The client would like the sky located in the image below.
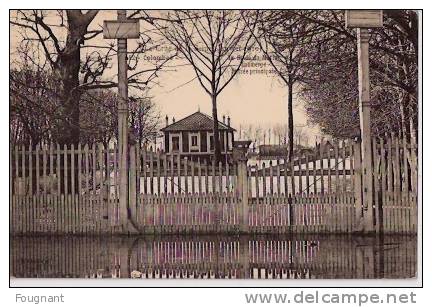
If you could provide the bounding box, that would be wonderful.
[10,10,321,144]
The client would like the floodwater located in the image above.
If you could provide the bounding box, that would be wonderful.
[10,234,417,279]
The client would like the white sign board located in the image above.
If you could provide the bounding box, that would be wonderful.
[103,20,140,39]
[345,10,383,28]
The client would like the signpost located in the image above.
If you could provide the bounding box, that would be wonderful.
[345,10,383,28]
[346,10,383,233]
[103,20,140,39]
[103,11,140,230]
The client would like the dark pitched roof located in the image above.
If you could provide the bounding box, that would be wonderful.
[161,111,235,132]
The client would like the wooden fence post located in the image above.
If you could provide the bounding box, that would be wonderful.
[353,139,364,232]
[239,236,250,278]
[237,159,249,233]
[129,145,137,223]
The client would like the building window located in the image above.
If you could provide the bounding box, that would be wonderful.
[172,136,180,151]
[189,133,200,152]
[169,133,182,153]
[209,135,214,151]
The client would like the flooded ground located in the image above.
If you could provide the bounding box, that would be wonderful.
[10,234,417,279]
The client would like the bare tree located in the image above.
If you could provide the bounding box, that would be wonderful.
[272,123,288,145]
[11,10,99,145]
[78,89,119,146]
[10,10,174,145]
[10,10,174,193]
[153,10,257,163]
[293,125,310,147]
[246,10,323,160]
[291,10,418,138]
[129,95,161,147]
[10,65,60,145]
[11,69,161,150]
[240,123,264,148]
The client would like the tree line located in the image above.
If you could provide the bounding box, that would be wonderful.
[10,10,418,162]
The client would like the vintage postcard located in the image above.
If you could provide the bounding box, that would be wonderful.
[9,9,420,285]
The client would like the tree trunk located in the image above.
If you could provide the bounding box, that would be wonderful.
[211,94,222,164]
[287,82,294,161]
[52,11,97,194]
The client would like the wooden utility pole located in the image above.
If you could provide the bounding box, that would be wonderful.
[104,11,140,229]
[117,10,129,227]
[357,28,374,233]
[346,10,383,233]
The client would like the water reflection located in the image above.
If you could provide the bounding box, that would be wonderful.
[10,235,417,279]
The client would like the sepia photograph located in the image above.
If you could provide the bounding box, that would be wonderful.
[9,9,420,285]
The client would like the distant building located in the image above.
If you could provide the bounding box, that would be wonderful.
[161,111,236,162]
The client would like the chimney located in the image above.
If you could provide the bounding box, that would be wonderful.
[165,115,169,126]
[222,115,226,124]
[227,116,231,127]
[172,117,175,123]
